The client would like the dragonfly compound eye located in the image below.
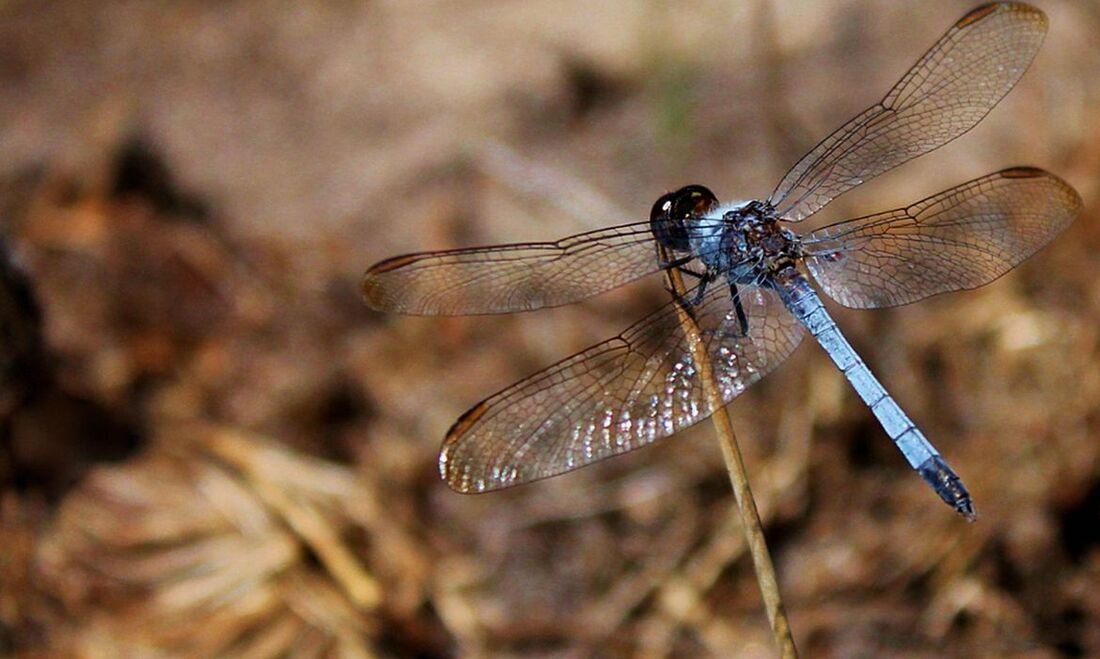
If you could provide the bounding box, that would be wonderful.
[649,184,719,251]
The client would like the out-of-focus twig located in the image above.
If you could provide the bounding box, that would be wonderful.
[34,427,383,657]
[207,428,383,610]
[661,252,797,659]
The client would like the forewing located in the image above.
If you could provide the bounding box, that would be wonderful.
[769,3,1047,222]
[362,222,663,315]
[439,282,805,492]
[803,168,1081,309]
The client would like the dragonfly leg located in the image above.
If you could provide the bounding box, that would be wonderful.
[729,282,750,336]
[658,254,695,270]
[697,282,751,342]
[673,264,712,285]
[687,270,716,306]
[665,269,714,317]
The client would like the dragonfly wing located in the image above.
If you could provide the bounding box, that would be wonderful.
[440,281,805,492]
[361,221,666,315]
[803,168,1081,309]
[769,3,1048,222]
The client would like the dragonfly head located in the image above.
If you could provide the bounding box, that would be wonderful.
[649,184,720,252]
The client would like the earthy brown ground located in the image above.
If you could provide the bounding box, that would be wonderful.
[1,1,1099,657]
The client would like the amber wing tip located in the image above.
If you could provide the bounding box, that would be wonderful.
[361,255,413,308]
[956,3,1046,30]
[444,401,490,444]
[999,166,1045,178]
[359,271,382,308]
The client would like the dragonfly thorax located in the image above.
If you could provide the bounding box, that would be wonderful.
[650,185,801,279]
[726,200,803,274]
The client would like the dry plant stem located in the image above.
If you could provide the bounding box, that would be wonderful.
[207,430,383,610]
[662,259,797,659]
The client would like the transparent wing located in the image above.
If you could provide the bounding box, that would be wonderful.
[361,218,731,315]
[439,281,805,492]
[769,3,1047,222]
[803,168,1081,309]
[361,222,658,315]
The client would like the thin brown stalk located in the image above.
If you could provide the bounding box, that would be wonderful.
[662,256,797,659]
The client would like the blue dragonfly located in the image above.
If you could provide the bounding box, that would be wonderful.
[362,3,1080,519]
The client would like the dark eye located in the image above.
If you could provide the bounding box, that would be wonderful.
[649,185,718,251]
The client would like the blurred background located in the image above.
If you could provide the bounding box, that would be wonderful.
[0,0,1098,656]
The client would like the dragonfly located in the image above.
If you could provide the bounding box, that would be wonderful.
[362,3,1081,520]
